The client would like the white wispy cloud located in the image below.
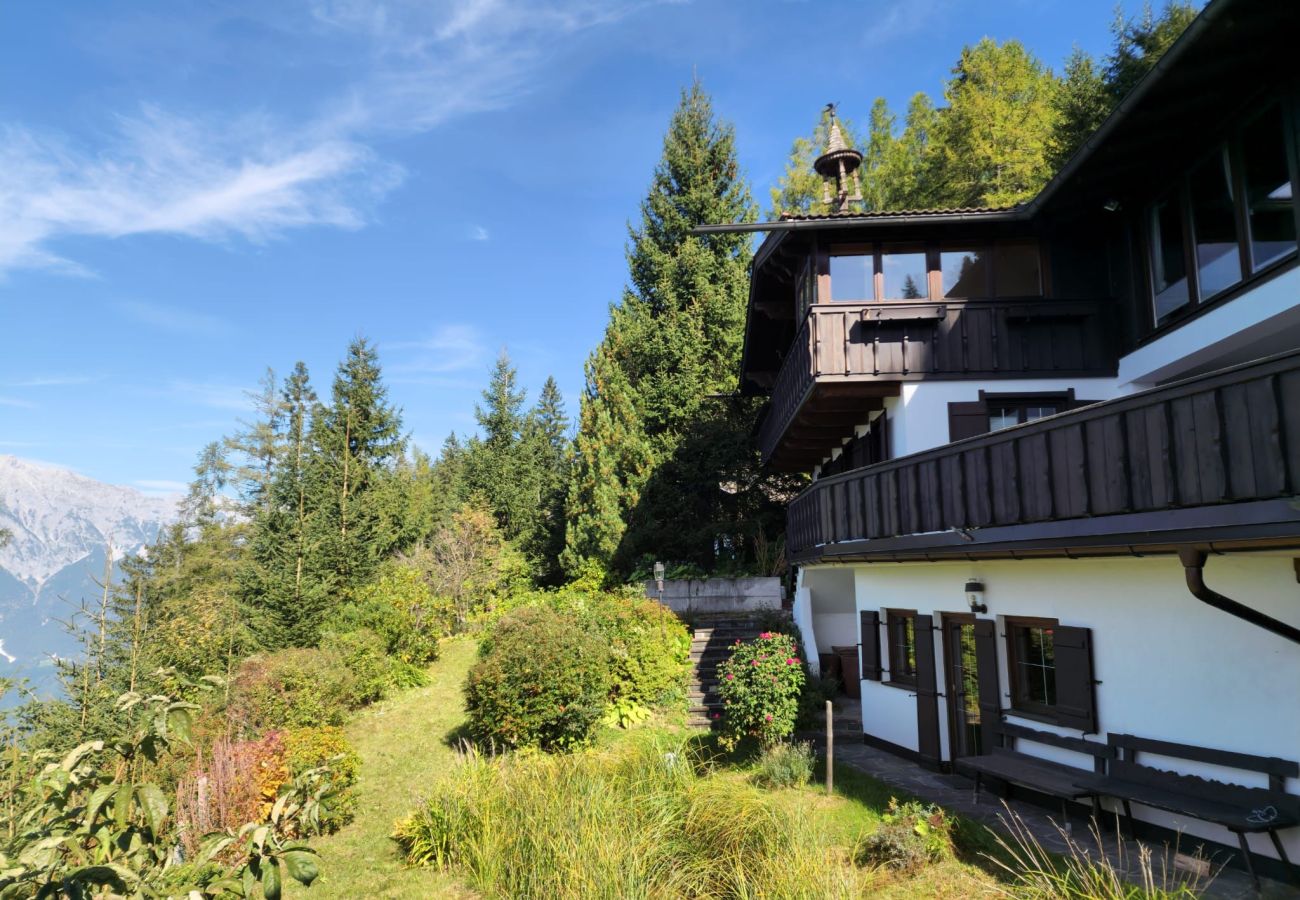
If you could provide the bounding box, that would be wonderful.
[2,374,100,387]
[162,380,255,412]
[116,299,231,336]
[469,224,490,241]
[862,0,952,46]
[0,1,666,276]
[0,396,35,409]
[387,323,488,378]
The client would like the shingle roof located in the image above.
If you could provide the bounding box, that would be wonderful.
[777,205,1018,222]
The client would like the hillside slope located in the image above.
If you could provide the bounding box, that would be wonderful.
[293,638,479,899]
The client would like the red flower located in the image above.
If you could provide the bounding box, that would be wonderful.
[786,657,798,665]
[734,639,741,645]
[725,673,735,681]
[765,714,773,722]
[751,660,759,666]
[759,632,774,639]
[712,712,721,719]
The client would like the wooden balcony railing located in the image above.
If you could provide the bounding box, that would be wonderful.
[787,349,1300,559]
[758,298,1114,465]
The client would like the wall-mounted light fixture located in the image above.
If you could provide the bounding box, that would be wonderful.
[965,580,987,614]
[1102,198,1122,212]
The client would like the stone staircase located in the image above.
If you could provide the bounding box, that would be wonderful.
[686,612,789,728]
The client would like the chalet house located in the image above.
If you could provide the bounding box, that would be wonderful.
[701,0,1300,885]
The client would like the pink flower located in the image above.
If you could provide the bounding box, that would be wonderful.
[759,632,773,639]
[734,639,741,645]
[786,657,798,665]
[712,712,721,719]
[726,673,735,681]
[765,714,773,722]
[751,660,759,666]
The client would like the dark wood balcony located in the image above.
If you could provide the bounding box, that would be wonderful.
[757,298,1115,470]
[787,349,1300,562]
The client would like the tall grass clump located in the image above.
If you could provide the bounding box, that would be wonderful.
[393,733,869,898]
[987,805,1210,899]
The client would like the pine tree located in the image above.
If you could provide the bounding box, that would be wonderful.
[523,376,571,582]
[1047,48,1110,171]
[1107,1,1198,101]
[180,441,231,526]
[299,338,405,638]
[225,368,286,516]
[564,80,782,577]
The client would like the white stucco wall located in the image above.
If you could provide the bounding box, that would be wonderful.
[1118,265,1300,388]
[801,553,1300,861]
[888,377,1125,458]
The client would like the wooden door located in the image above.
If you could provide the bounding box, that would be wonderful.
[913,614,942,765]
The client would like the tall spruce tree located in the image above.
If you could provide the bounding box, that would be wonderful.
[564,80,787,577]
[523,375,571,582]
[299,338,405,638]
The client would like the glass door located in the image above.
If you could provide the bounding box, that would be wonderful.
[943,616,983,759]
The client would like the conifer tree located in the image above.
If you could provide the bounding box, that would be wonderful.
[564,80,783,577]
[300,338,405,636]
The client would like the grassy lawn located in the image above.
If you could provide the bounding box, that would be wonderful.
[287,637,480,899]
[287,639,1005,898]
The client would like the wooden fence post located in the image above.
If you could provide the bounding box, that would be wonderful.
[826,699,834,796]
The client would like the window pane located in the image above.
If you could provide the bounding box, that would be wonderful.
[1013,625,1057,707]
[1151,197,1190,321]
[1190,149,1243,300]
[941,249,989,297]
[1243,107,1297,271]
[881,250,928,299]
[989,408,1020,431]
[1024,405,1057,422]
[830,254,872,301]
[994,243,1041,296]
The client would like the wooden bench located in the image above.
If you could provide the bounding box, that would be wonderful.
[957,721,1112,824]
[1072,733,1300,889]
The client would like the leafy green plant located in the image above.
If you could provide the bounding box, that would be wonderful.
[751,741,814,789]
[856,797,953,873]
[230,648,357,732]
[320,628,392,706]
[715,632,805,750]
[464,605,610,751]
[283,726,361,834]
[601,699,651,729]
[198,776,324,899]
[334,564,448,664]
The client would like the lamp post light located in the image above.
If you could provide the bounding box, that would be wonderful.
[654,561,665,604]
[965,580,987,615]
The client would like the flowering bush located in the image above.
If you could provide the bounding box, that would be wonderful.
[715,632,805,750]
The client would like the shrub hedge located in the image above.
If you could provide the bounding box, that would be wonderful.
[715,632,805,750]
[464,605,611,751]
[230,648,356,731]
[284,725,362,833]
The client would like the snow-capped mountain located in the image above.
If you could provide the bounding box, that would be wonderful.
[0,455,179,694]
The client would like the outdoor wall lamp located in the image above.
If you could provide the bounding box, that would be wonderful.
[965,580,987,614]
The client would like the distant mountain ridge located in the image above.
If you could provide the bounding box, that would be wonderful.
[0,455,178,694]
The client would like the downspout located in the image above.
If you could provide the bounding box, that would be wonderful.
[1177,548,1300,646]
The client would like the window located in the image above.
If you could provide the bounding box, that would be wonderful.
[1189,148,1243,300]
[1242,106,1297,271]
[987,401,1058,431]
[940,248,990,298]
[829,254,872,301]
[993,243,1041,297]
[886,609,918,685]
[795,257,815,320]
[881,248,928,299]
[1150,196,1191,322]
[1005,618,1057,718]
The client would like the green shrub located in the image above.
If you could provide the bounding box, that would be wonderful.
[856,797,953,873]
[331,565,447,664]
[393,734,869,897]
[715,631,805,750]
[321,628,393,705]
[464,605,611,751]
[230,648,357,732]
[284,726,361,833]
[752,740,815,788]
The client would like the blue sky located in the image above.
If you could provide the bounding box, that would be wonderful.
[0,0,1148,495]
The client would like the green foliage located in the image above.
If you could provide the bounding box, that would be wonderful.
[321,628,392,706]
[393,734,871,897]
[856,797,954,874]
[283,726,361,834]
[1048,47,1110,170]
[715,632,805,750]
[230,649,357,732]
[1106,1,1199,101]
[751,740,815,789]
[331,564,447,665]
[464,606,611,752]
[0,692,321,899]
[563,79,793,579]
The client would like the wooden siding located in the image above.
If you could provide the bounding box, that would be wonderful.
[787,350,1300,557]
[758,298,1114,466]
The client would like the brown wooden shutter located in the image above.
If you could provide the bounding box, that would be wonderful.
[948,401,988,441]
[859,611,881,681]
[973,619,1002,754]
[1053,625,1098,734]
[913,614,942,764]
